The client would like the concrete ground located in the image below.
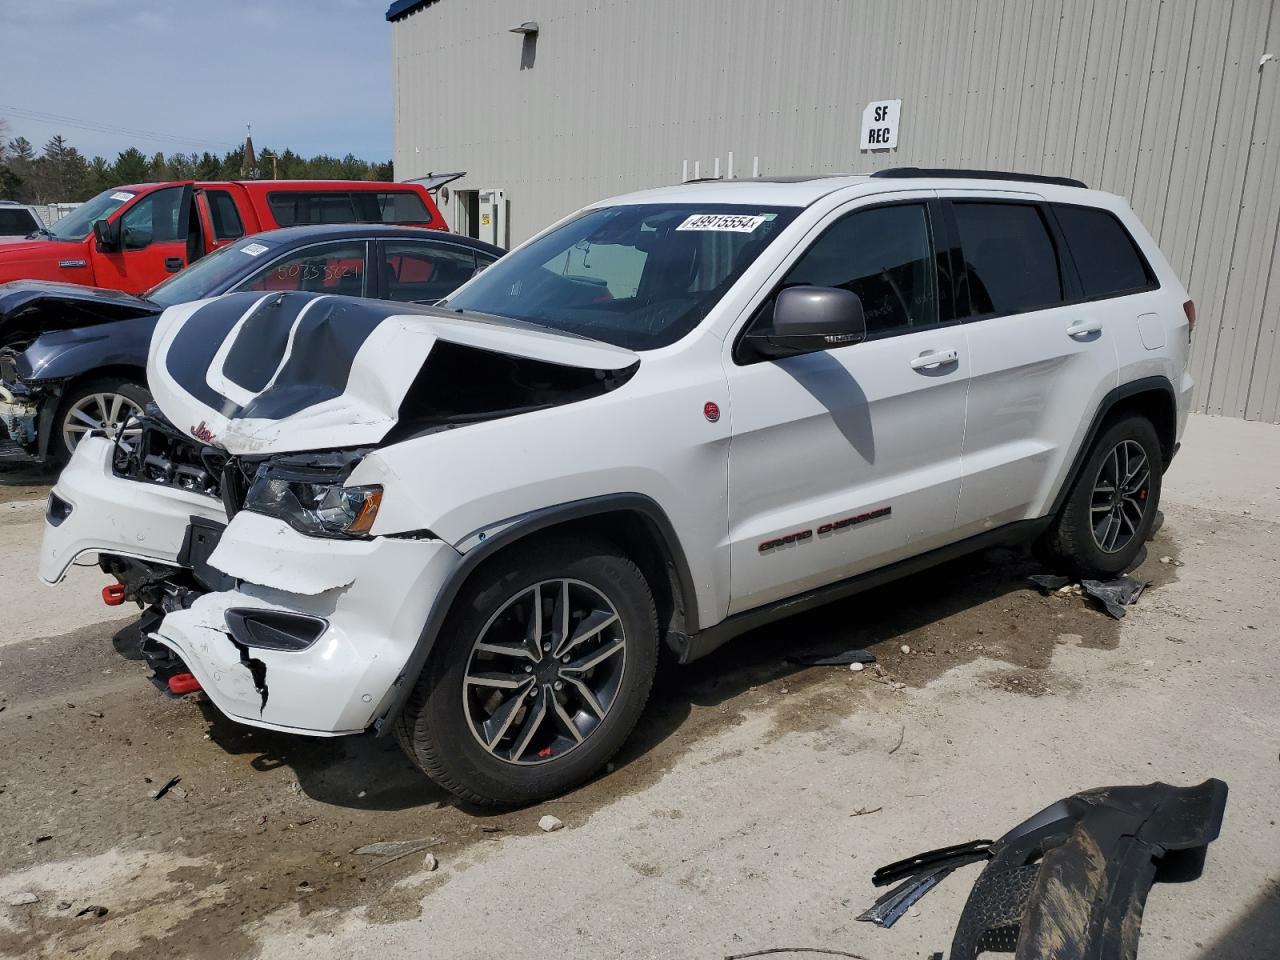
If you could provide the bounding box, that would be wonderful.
[0,414,1276,960]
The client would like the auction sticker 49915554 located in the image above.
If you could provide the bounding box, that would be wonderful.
[676,213,767,232]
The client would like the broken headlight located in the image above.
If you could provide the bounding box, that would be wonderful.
[244,463,382,539]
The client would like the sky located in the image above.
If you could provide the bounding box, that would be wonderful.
[1,0,393,162]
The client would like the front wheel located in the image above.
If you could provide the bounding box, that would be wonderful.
[395,537,659,807]
[54,378,149,464]
[1043,415,1163,578]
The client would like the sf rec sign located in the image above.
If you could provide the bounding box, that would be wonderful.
[860,99,901,151]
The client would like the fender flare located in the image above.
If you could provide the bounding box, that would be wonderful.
[373,492,698,734]
[1047,374,1178,518]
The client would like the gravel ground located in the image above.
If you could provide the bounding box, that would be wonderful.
[0,414,1276,960]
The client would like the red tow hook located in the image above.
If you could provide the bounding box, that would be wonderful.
[168,673,202,695]
[102,583,127,606]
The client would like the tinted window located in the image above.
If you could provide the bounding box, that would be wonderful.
[775,203,938,336]
[267,192,358,227]
[952,202,1063,316]
[0,208,39,236]
[445,204,798,350]
[207,190,244,240]
[368,191,431,224]
[121,187,184,249]
[237,241,367,296]
[381,241,489,302]
[1054,205,1154,298]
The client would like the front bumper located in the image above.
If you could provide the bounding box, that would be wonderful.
[40,436,227,583]
[40,437,462,736]
[152,512,460,735]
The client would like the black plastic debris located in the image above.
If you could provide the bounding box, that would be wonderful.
[1026,573,1072,594]
[1080,575,1147,619]
[150,775,181,800]
[860,779,1228,959]
[785,649,876,667]
[857,864,955,928]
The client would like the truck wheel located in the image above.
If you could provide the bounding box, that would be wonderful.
[54,378,150,464]
[396,537,658,807]
[1044,415,1163,578]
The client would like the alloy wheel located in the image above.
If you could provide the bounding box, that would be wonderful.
[62,391,144,455]
[462,578,627,765]
[1090,439,1151,554]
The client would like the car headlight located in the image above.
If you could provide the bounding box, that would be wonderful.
[244,464,383,539]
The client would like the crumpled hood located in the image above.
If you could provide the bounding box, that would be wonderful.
[147,291,640,455]
[0,280,158,343]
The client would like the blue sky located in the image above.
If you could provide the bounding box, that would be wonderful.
[1,0,392,161]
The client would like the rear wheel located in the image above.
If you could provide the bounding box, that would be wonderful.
[54,378,149,464]
[396,537,658,807]
[1043,415,1163,578]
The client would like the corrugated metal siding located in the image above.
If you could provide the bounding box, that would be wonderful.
[393,0,1280,420]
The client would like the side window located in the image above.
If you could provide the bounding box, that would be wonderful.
[772,203,938,337]
[1053,204,1155,298]
[267,192,358,227]
[121,187,184,250]
[381,241,479,302]
[236,242,367,296]
[951,202,1064,316]
[207,190,244,240]
[354,191,431,224]
[0,208,39,236]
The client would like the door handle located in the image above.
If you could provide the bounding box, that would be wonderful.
[909,349,959,371]
[1067,318,1103,338]
[164,257,184,273]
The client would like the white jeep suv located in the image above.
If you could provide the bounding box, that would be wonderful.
[40,169,1194,805]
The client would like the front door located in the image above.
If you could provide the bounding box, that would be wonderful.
[91,184,194,293]
[723,196,970,615]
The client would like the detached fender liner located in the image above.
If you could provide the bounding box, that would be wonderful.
[945,779,1228,959]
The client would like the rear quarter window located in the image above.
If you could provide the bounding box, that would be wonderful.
[1053,204,1157,298]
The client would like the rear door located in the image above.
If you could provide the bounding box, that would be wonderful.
[723,194,971,614]
[945,192,1119,535]
[91,184,194,292]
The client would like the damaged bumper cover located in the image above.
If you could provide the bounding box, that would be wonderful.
[42,437,462,735]
[152,512,459,735]
[40,436,227,583]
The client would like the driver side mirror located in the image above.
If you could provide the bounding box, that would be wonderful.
[747,285,866,359]
[93,218,120,252]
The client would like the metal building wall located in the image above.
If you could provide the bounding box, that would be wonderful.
[392,0,1280,420]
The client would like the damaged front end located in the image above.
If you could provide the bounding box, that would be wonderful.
[0,349,51,457]
[41,290,639,736]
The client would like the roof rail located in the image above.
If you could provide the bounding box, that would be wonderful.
[871,167,1088,189]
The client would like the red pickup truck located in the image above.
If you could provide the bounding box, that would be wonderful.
[0,180,448,293]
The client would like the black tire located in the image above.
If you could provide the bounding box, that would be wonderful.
[1043,415,1163,578]
[395,537,659,807]
[52,377,150,464]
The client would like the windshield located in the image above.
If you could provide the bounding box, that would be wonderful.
[145,238,279,306]
[48,188,138,241]
[444,203,799,350]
